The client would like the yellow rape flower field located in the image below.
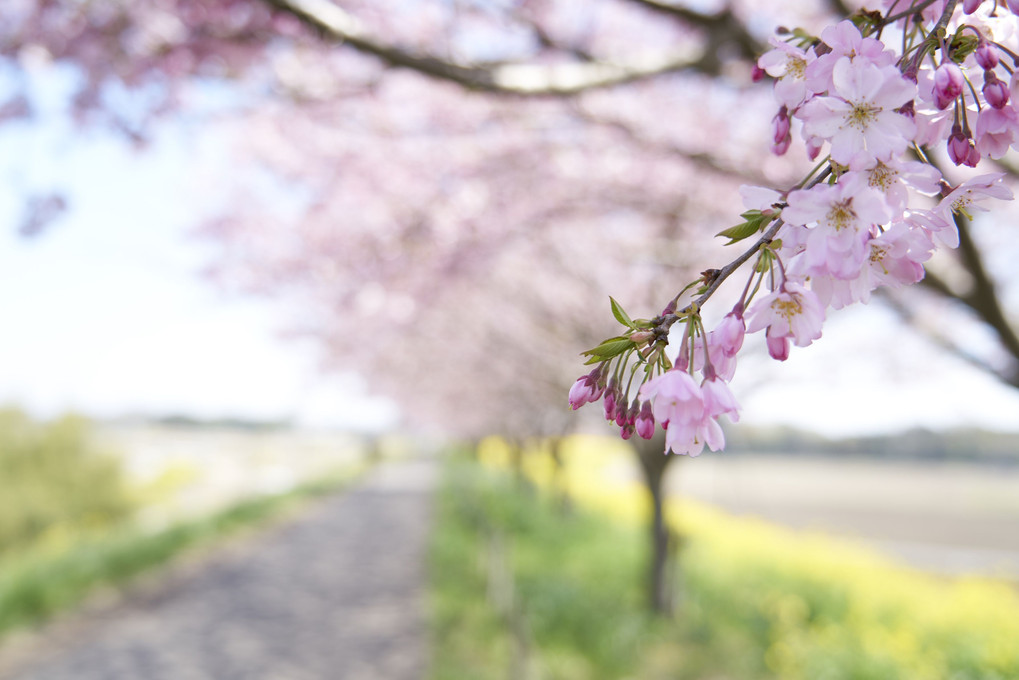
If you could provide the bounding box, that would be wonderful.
[458,434,1019,680]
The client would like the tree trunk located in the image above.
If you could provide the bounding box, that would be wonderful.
[548,436,572,514]
[632,431,678,616]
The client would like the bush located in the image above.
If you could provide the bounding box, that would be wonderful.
[0,408,135,555]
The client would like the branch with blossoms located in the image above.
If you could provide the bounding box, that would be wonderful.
[571,0,1019,456]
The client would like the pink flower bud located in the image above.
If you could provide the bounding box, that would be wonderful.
[964,0,986,13]
[620,423,635,440]
[983,71,1010,109]
[603,382,618,421]
[772,107,790,143]
[568,368,604,410]
[934,62,964,110]
[771,135,792,156]
[635,401,655,440]
[771,106,791,156]
[947,124,975,167]
[966,143,982,168]
[629,330,654,344]
[975,43,1000,69]
[751,64,766,82]
[767,335,790,361]
[805,136,823,161]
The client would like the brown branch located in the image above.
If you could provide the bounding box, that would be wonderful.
[880,289,1018,388]
[826,0,854,17]
[952,213,1019,364]
[567,102,770,185]
[912,219,1019,389]
[263,0,724,96]
[618,0,761,61]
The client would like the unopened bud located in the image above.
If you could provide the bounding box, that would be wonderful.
[767,335,790,361]
[805,136,824,161]
[983,70,1010,109]
[975,43,1000,69]
[635,401,655,440]
[965,143,981,168]
[934,62,964,110]
[629,330,654,344]
[947,124,973,167]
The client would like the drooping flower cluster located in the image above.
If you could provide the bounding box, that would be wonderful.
[572,2,1017,456]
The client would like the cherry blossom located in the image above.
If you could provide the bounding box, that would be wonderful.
[798,58,916,164]
[805,20,896,95]
[758,38,814,108]
[935,173,1014,222]
[565,1,1019,456]
[746,282,825,348]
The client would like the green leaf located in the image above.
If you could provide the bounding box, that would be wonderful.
[950,33,979,63]
[717,212,772,245]
[581,336,634,361]
[609,297,633,329]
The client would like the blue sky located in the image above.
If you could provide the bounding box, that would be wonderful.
[0,64,397,430]
[2,61,1018,437]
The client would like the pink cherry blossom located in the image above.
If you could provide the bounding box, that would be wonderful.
[758,38,815,108]
[738,185,782,212]
[713,313,745,357]
[805,20,897,95]
[906,209,958,249]
[782,178,891,279]
[863,223,932,290]
[975,106,1018,158]
[746,281,825,348]
[639,369,714,455]
[935,173,1014,223]
[846,152,941,213]
[639,369,703,427]
[798,58,916,164]
[702,377,740,424]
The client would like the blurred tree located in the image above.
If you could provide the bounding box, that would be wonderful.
[4,0,1019,613]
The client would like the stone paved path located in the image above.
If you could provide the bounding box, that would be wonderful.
[0,458,438,680]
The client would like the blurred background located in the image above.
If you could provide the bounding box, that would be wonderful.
[1,0,1019,678]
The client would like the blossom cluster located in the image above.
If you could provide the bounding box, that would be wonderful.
[572,1,1017,456]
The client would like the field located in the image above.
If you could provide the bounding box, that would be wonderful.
[667,452,1019,576]
[0,413,372,638]
[432,440,1019,679]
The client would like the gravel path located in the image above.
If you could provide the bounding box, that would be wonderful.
[0,458,438,680]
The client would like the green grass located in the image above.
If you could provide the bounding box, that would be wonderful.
[430,450,1019,680]
[430,459,675,680]
[0,409,135,557]
[0,467,362,638]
